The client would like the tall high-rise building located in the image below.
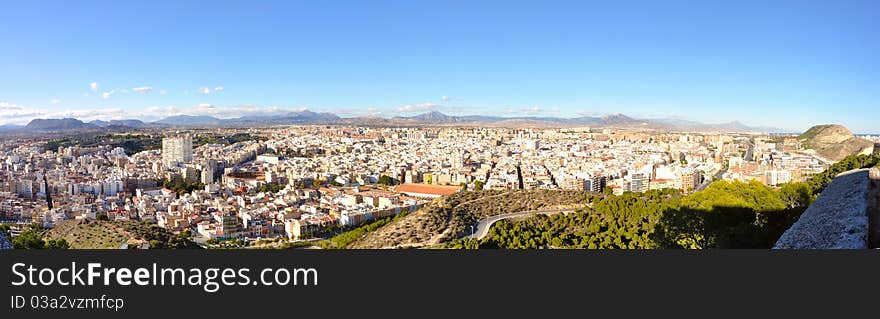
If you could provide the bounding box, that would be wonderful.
[450,151,464,170]
[590,175,607,192]
[680,170,701,193]
[201,160,217,184]
[630,173,648,193]
[162,135,193,166]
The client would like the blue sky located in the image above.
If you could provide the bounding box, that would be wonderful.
[0,1,877,132]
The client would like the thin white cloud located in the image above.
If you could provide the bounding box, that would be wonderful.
[441,96,450,102]
[90,82,99,92]
[213,86,224,92]
[396,102,442,113]
[132,86,152,94]
[144,105,183,119]
[159,89,167,95]
[188,104,307,118]
[197,103,216,111]
[520,106,541,114]
[0,103,46,124]
[0,102,322,125]
[50,99,62,104]
[0,102,131,125]
[0,102,25,111]
[352,106,390,117]
[505,106,542,115]
[51,108,127,121]
[199,87,212,94]
[575,111,603,117]
[101,90,115,99]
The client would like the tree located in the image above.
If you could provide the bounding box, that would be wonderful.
[805,154,880,195]
[44,238,69,249]
[160,176,204,196]
[0,224,10,238]
[778,182,814,208]
[12,229,45,249]
[474,180,484,191]
[259,183,285,193]
[97,213,109,221]
[149,239,164,249]
[378,175,395,186]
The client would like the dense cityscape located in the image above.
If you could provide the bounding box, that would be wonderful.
[2,3,878,318]
[2,122,877,249]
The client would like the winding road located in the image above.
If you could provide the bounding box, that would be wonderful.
[466,208,575,240]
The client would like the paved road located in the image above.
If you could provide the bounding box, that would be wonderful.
[695,140,749,192]
[466,209,575,240]
[696,165,727,191]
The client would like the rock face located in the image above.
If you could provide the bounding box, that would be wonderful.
[799,124,874,162]
[774,169,871,249]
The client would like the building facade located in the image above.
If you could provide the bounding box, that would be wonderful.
[162,135,193,166]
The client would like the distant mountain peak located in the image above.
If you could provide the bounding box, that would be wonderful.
[4,110,782,133]
[599,113,637,124]
[25,118,96,131]
[798,124,873,161]
[401,111,455,122]
[154,115,222,126]
[89,119,147,128]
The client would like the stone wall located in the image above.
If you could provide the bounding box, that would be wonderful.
[774,169,874,249]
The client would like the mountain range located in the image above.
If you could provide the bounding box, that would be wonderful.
[6,110,782,133]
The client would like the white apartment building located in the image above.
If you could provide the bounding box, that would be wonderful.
[162,135,193,166]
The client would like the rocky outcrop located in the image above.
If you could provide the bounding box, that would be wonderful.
[799,124,874,162]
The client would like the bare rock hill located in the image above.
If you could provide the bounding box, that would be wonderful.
[799,124,874,162]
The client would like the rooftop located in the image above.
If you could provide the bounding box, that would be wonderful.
[394,183,462,196]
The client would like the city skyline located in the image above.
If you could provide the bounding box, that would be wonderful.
[1,1,878,132]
